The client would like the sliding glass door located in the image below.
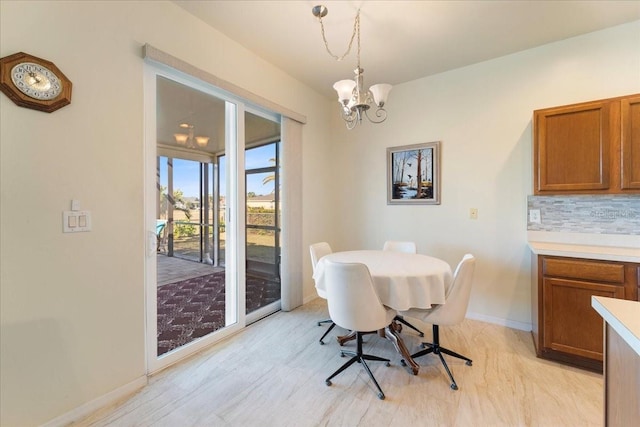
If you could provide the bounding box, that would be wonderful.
[217,113,282,323]
[152,75,237,368]
[145,65,283,372]
[245,138,281,320]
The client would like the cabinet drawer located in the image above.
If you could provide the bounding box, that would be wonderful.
[543,257,625,284]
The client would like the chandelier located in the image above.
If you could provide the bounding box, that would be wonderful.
[173,122,209,149]
[312,5,392,130]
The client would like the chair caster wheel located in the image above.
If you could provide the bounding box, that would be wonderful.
[450,384,458,390]
[319,341,325,345]
[466,360,472,366]
[340,352,346,357]
[419,332,424,337]
[378,392,385,400]
[317,322,322,326]
[400,359,406,366]
[326,380,332,386]
[385,362,390,367]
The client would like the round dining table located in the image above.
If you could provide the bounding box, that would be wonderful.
[313,250,452,311]
[313,250,453,374]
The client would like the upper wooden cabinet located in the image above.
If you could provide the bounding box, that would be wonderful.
[534,94,640,195]
[621,95,640,190]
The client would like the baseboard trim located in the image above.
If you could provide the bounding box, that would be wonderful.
[303,294,319,305]
[467,311,532,331]
[41,376,147,427]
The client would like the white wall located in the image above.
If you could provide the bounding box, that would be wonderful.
[1,0,638,424]
[329,21,640,328]
[0,1,332,426]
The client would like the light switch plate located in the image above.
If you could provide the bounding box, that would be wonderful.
[63,211,92,232]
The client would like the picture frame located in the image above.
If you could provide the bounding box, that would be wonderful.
[387,141,441,205]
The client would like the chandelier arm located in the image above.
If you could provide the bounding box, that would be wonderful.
[339,106,357,124]
[364,107,388,124]
[317,9,360,61]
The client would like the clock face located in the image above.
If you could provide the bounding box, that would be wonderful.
[10,62,63,100]
[0,52,72,112]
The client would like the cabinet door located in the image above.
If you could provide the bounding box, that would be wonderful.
[534,101,612,193]
[621,95,640,189]
[542,277,624,360]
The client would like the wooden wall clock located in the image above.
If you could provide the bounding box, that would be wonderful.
[0,52,72,113]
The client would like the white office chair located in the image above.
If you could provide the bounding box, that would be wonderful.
[401,254,476,390]
[382,240,417,254]
[310,242,336,344]
[382,240,424,337]
[323,260,397,400]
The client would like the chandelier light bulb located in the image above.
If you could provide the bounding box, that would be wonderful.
[370,83,392,107]
[333,79,356,104]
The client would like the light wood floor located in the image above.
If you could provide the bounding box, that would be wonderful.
[75,298,602,426]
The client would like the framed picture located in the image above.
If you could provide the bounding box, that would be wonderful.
[387,141,441,205]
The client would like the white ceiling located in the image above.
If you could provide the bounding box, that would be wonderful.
[157,77,281,153]
[174,0,640,98]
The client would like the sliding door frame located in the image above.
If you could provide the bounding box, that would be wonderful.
[243,111,283,323]
[144,62,247,374]
[143,45,305,373]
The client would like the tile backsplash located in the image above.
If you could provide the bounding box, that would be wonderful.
[527,195,640,235]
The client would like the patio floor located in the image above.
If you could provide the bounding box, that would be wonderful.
[157,254,223,286]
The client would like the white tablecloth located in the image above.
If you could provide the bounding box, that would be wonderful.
[313,250,452,311]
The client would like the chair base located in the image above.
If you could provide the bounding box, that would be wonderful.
[317,318,333,326]
[325,331,390,400]
[394,315,424,337]
[410,324,472,390]
[317,319,336,345]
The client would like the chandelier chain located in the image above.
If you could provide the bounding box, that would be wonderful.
[356,10,361,67]
[317,9,360,62]
[312,5,391,129]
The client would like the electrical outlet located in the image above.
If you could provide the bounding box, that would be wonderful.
[469,208,478,220]
[529,209,541,224]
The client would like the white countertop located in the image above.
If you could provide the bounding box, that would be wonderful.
[528,231,640,262]
[592,296,640,357]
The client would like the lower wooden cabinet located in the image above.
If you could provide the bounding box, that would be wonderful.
[531,255,639,372]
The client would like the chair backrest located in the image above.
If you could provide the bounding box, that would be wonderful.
[383,240,417,254]
[156,219,167,237]
[309,242,333,273]
[427,254,476,326]
[323,260,392,332]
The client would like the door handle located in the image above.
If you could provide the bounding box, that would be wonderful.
[147,230,157,257]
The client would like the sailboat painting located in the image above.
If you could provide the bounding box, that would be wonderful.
[387,141,441,205]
